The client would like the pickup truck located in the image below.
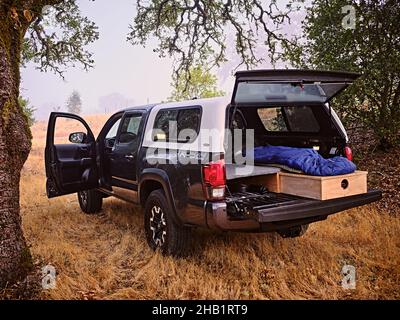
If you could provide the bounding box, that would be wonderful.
[45,69,382,256]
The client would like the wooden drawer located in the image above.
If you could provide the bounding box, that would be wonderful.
[278,171,368,200]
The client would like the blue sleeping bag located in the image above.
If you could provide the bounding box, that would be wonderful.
[252,145,356,176]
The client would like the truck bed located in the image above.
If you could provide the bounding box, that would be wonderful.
[226,191,303,211]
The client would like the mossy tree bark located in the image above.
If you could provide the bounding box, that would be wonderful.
[0,0,94,286]
[0,2,37,287]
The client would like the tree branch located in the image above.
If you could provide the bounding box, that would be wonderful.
[128,0,299,85]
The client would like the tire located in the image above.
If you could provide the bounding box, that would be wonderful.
[144,189,190,256]
[278,224,309,238]
[77,189,103,214]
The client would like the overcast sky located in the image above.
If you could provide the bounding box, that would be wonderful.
[21,0,303,120]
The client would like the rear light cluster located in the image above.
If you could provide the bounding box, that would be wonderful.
[344,146,353,161]
[202,159,226,200]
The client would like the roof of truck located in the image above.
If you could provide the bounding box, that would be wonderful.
[121,103,158,112]
[121,96,230,113]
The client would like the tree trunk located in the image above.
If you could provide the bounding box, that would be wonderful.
[0,6,33,287]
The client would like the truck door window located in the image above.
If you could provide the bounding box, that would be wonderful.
[54,117,89,144]
[119,114,143,144]
[106,119,121,139]
[104,118,121,149]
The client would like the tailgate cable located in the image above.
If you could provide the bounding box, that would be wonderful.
[226,185,241,214]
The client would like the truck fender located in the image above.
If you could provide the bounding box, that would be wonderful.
[138,168,183,226]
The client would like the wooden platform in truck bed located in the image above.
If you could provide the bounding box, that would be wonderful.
[278,171,368,200]
[228,168,368,201]
[226,164,281,180]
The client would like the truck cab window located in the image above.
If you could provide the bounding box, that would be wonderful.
[119,114,143,144]
[152,107,201,142]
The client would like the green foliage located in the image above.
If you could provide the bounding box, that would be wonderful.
[168,66,225,102]
[129,0,302,84]
[66,90,82,114]
[285,0,400,148]
[22,0,99,78]
[18,97,36,127]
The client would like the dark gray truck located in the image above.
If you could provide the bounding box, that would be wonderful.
[45,69,381,255]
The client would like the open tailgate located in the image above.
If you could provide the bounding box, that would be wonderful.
[256,190,382,223]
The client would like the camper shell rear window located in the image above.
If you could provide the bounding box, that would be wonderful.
[234,82,348,104]
[257,106,320,133]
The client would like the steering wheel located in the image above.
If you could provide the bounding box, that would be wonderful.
[119,132,137,143]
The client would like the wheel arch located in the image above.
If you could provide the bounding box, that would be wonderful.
[139,169,182,225]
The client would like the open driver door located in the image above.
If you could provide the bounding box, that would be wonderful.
[44,112,98,198]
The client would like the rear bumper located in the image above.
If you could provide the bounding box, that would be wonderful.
[206,190,382,232]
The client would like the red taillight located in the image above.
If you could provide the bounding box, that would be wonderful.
[202,159,226,200]
[344,146,353,161]
[203,160,226,186]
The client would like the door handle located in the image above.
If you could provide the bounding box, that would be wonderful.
[125,154,135,160]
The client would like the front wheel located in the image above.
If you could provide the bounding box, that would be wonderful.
[144,190,190,256]
[77,189,103,214]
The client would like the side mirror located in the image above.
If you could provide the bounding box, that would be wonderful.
[69,132,87,144]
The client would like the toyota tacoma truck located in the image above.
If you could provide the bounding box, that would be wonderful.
[45,69,382,256]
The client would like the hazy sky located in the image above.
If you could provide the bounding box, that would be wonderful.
[21,0,302,120]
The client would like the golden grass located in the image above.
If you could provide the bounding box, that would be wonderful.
[20,115,400,300]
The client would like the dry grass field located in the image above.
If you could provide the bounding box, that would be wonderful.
[18,114,400,299]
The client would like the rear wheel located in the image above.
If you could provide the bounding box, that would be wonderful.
[144,190,190,256]
[77,189,103,214]
[278,224,309,238]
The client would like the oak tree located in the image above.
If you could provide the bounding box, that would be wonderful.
[0,0,98,286]
[168,65,224,101]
